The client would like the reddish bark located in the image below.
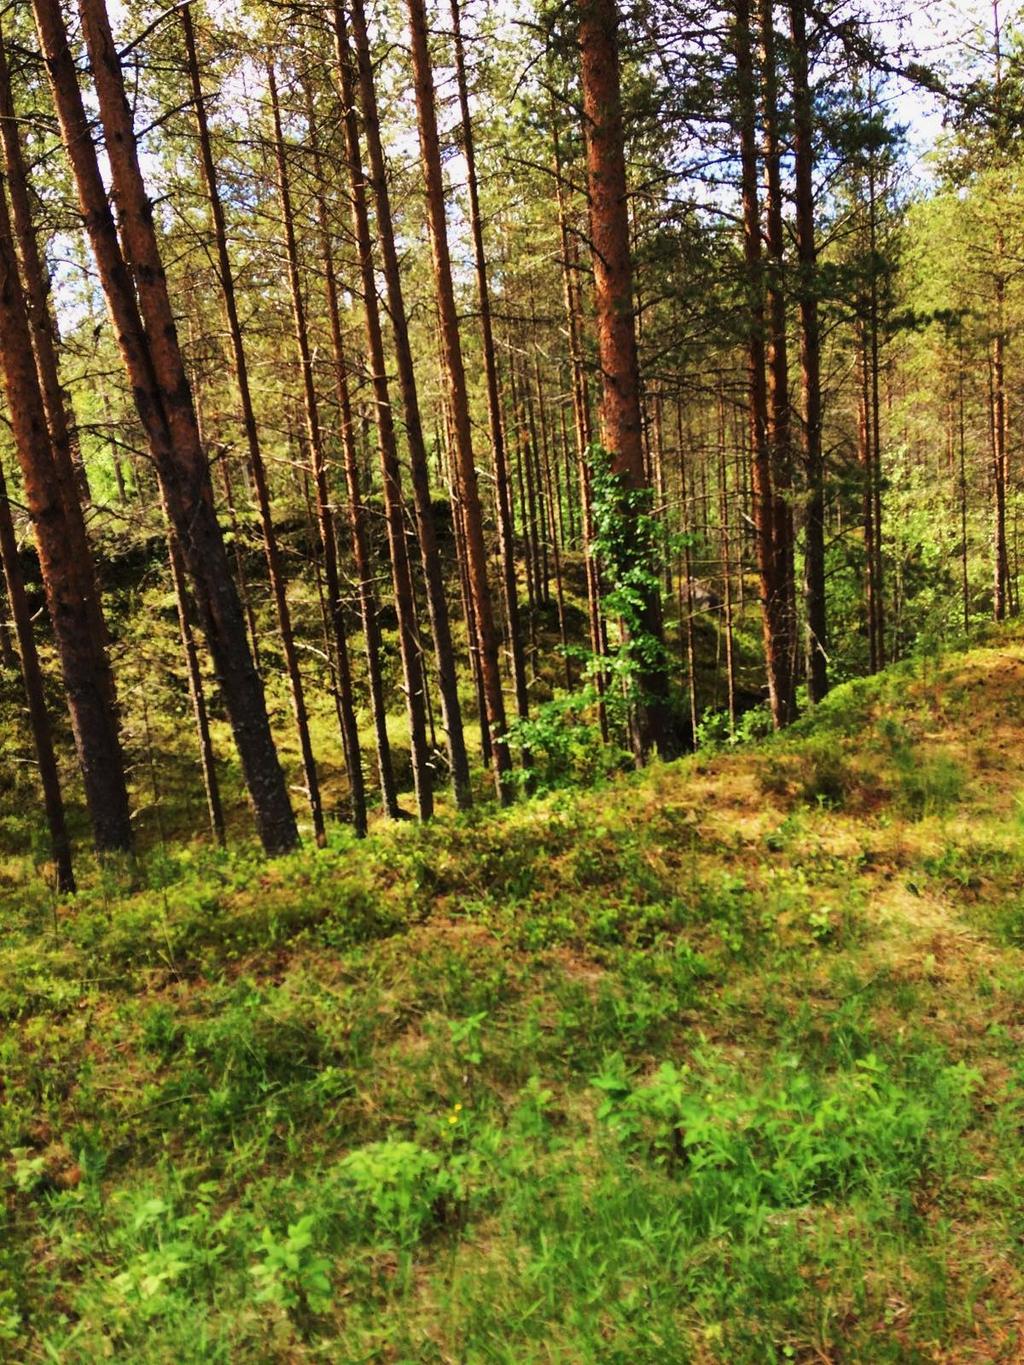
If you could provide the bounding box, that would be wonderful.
[268,64,360,841]
[789,0,828,701]
[758,0,797,723]
[732,0,789,730]
[182,6,324,840]
[578,0,670,757]
[340,0,472,807]
[330,12,435,819]
[0,154,132,854]
[0,453,74,889]
[449,0,529,725]
[301,68,398,821]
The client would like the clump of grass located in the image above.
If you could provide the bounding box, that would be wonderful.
[875,718,966,819]
[591,1048,978,1206]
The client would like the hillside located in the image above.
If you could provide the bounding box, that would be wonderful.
[4,634,1024,1362]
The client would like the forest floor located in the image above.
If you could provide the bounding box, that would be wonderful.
[4,633,1024,1361]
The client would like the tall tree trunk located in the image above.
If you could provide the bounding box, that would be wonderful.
[522,350,549,607]
[268,64,361,841]
[300,79,398,821]
[716,382,737,734]
[789,0,828,702]
[0,599,16,670]
[37,0,297,853]
[181,5,325,840]
[3,29,91,523]
[404,0,511,797]
[443,395,494,767]
[164,511,226,846]
[533,344,572,685]
[759,0,797,723]
[649,386,672,600]
[866,146,886,661]
[449,0,529,724]
[0,25,89,508]
[558,404,576,548]
[553,137,606,728]
[215,450,261,675]
[0,453,74,890]
[733,0,787,729]
[507,356,538,633]
[338,0,472,809]
[958,328,970,636]
[0,161,132,855]
[858,324,880,671]
[992,269,1009,621]
[332,9,437,819]
[679,412,700,744]
[578,0,670,757]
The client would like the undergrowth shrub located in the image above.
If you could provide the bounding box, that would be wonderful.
[591,1050,979,1228]
[251,1214,332,1321]
[792,676,875,739]
[695,702,773,749]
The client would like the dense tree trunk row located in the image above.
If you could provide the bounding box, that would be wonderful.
[1,0,1012,878]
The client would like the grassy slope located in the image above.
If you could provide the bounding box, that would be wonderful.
[3,636,1024,1362]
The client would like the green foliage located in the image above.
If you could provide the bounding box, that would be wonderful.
[588,445,673,722]
[592,1051,978,1212]
[797,738,853,808]
[336,1140,462,1246]
[251,1215,332,1318]
[503,445,685,788]
[503,690,630,792]
[697,701,774,749]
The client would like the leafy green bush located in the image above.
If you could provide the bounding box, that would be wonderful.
[335,1140,462,1246]
[696,701,774,750]
[503,692,631,792]
[251,1214,332,1319]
